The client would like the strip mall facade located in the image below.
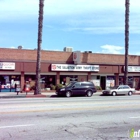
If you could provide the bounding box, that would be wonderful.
[0,48,140,92]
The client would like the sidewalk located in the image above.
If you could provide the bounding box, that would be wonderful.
[0,91,102,98]
[0,91,140,98]
[0,91,55,98]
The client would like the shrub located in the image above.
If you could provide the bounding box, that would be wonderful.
[95,86,102,90]
[56,84,64,90]
[50,84,56,90]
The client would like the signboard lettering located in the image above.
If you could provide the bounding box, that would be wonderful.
[124,66,140,72]
[51,64,99,72]
[0,62,15,70]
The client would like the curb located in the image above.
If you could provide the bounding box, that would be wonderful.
[0,91,139,99]
[26,94,47,98]
[0,95,26,98]
[133,93,140,95]
[0,94,51,99]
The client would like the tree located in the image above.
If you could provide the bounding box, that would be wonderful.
[124,0,130,85]
[34,0,45,95]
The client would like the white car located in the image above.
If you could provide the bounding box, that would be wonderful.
[102,85,135,96]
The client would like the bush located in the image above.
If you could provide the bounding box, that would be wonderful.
[50,84,56,90]
[56,84,64,90]
[95,86,102,90]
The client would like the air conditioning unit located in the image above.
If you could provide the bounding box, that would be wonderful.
[84,51,92,53]
[18,46,22,49]
[64,47,73,52]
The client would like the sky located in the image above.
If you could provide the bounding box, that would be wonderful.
[0,0,140,55]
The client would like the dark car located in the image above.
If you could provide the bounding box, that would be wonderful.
[56,81,97,97]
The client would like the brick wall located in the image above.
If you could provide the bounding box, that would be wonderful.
[81,53,140,65]
[0,48,140,65]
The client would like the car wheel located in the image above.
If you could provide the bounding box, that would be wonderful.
[66,91,71,97]
[128,91,132,96]
[112,91,117,96]
[87,90,93,97]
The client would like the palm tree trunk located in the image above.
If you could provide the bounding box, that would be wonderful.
[34,0,45,95]
[124,0,130,85]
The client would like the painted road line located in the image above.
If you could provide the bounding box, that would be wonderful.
[0,104,140,114]
[0,100,140,110]
[0,124,35,129]
[129,116,140,119]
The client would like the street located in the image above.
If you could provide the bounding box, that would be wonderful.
[0,95,140,140]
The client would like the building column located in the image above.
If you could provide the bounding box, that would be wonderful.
[115,73,119,86]
[87,72,91,81]
[56,72,60,85]
[21,71,25,91]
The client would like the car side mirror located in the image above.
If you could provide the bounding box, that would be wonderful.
[72,86,75,88]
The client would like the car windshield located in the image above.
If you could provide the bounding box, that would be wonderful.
[66,82,76,87]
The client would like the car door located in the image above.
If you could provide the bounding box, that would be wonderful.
[117,86,124,94]
[71,82,82,96]
[123,85,130,94]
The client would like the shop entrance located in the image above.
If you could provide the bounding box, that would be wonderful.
[100,76,106,90]
[133,77,140,90]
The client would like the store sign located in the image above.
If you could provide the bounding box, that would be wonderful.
[51,64,99,72]
[124,66,140,72]
[0,62,15,70]
[73,51,81,64]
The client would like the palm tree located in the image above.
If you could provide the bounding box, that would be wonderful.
[34,0,45,95]
[124,0,130,85]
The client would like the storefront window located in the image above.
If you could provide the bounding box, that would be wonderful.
[25,75,36,82]
[0,75,20,92]
[24,75,55,90]
[0,76,10,89]
[128,77,133,87]
[106,76,115,89]
[119,76,133,87]
[60,75,78,85]
[41,75,55,88]
[11,75,20,88]
[91,75,100,86]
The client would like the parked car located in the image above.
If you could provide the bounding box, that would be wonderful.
[56,81,97,97]
[102,85,135,96]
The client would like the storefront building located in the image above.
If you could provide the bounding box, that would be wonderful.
[0,48,140,92]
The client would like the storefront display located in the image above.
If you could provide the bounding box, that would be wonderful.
[24,75,56,90]
[106,76,115,89]
[0,75,20,92]
[60,75,78,85]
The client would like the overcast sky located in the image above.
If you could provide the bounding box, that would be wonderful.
[0,0,140,55]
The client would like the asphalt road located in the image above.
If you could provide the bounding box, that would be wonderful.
[0,95,140,140]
